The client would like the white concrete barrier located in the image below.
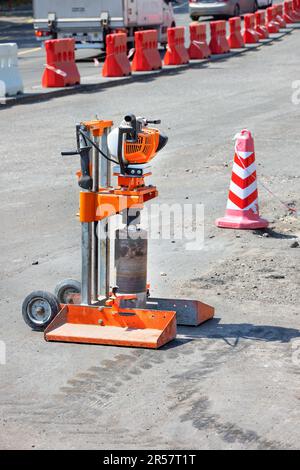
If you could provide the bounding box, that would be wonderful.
[0,43,23,97]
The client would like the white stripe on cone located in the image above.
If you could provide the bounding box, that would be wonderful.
[229,180,257,199]
[235,150,253,159]
[232,161,256,179]
[226,198,259,212]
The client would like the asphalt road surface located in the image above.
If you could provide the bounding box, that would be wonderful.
[0,4,300,451]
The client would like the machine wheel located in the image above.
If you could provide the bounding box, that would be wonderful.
[253,0,258,12]
[54,279,81,304]
[22,291,60,331]
[262,0,272,8]
[190,15,199,21]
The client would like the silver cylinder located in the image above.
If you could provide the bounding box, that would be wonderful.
[115,228,148,300]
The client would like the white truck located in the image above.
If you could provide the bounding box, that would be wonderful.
[33,0,176,49]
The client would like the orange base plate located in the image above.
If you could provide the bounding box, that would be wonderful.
[44,304,176,349]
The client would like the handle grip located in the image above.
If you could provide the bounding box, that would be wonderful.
[146,119,161,125]
[61,147,93,190]
[61,150,79,156]
[78,146,93,190]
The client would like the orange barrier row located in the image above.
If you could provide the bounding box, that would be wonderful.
[132,30,162,72]
[209,20,230,55]
[41,5,296,84]
[188,22,211,59]
[243,14,259,44]
[42,38,80,88]
[228,17,244,49]
[255,11,269,39]
[164,26,189,66]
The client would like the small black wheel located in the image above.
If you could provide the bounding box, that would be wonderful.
[54,279,81,304]
[191,16,199,22]
[22,291,60,331]
[253,0,258,12]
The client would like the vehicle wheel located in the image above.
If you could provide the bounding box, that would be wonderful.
[191,15,199,21]
[253,0,258,12]
[260,0,271,8]
[233,4,240,17]
[22,291,60,331]
[54,279,81,304]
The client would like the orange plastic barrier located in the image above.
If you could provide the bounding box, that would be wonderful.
[275,4,287,27]
[188,22,211,59]
[42,38,80,88]
[243,14,259,44]
[283,0,298,22]
[227,16,244,49]
[266,6,281,33]
[102,33,131,77]
[132,30,162,72]
[255,11,269,39]
[209,20,230,54]
[292,0,300,18]
[164,26,189,65]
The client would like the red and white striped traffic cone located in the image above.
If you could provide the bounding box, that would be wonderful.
[216,129,269,229]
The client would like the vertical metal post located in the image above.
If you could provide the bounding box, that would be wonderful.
[92,134,100,302]
[80,128,92,306]
[81,222,92,305]
[99,127,111,299]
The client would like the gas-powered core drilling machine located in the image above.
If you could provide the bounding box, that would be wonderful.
[22,115,214,349]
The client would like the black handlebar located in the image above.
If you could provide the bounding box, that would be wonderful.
[61,126,93,190]
[61,150,79,156]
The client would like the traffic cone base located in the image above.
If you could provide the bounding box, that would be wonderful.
[216,208,269,229]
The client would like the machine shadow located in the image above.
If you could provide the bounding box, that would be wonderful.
[163,317,300,349]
